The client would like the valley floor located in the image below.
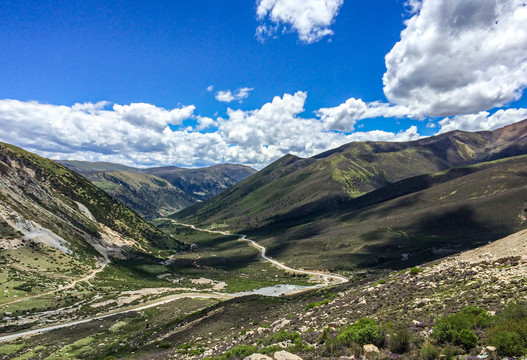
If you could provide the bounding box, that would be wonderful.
[1,228,527,359]
[0,221,347,357]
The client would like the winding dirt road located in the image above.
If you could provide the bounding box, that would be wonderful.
[0,293,232,343]
[0,259,109,307]
[0,222,347,343]
[174,222,349,284]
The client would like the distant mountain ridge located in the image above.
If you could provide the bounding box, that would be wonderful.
[59,160,256,218]
[175,120,527,270]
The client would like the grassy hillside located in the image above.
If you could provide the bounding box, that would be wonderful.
[0,143,185,252]
[143,163,257,201]
[6,229,527,360]
[87,171,195,218]
[176,121,527,270]
[58,160,139,173]
[60,161,256,218]
[0,142,187,316]
[249,155,527,270]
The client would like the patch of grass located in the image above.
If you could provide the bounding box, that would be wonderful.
[420,343,440,360]
[409,267,422,275]
[305,299,331,310]
[0,343,26,356]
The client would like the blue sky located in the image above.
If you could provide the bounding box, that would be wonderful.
[0,0,526,168]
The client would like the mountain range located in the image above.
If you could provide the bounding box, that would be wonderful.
[175,119,527,270]
[59,160,256,219]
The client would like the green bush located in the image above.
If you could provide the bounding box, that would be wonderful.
[420,343,440,360]
[489,331,525,357]
[220,345,257,359]
[267,331,301,345]
[433,306,489,349]
[455,329,478,351]
[441,344,463,360]
[259,345,283,355]
[389,325,412,353]
[337,318,385,347]
[409,267,422,275]
[322,335,343,356]
[487,303,527,357]
[498,302,527,321]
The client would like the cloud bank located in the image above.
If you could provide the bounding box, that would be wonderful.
[256,0,344,43]
[0,94,421,169]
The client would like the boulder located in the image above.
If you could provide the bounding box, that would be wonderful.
[363,344,380,359]
[273,350,303,360]
[244,354,273,360]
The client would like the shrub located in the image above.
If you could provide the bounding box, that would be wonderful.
[409,267,422,275]
[433,306,489,349]
[389,325,412,354]
[322,335,343,356]
[337,318,385,347]
[420,343,440,360]
[487,303,527,357]
[220,344,257,359]
[441,344,463,360]
[259,345,283,356]
[267,331,301,345]
[455,329,478,351]
[489,331,525,357]
[499,302,527,321]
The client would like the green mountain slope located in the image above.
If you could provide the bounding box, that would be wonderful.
[60,161,256,218]
[0,141,186,275]
[0,142,186,255]
[78,171,194,218]
[175,120,527,270]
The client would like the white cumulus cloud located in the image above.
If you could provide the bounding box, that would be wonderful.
[215,87,254,103]
[438,108,527,134]
[0,94,423,169]
[317,98,418,132]
[256,0,344,43]
[384,0,527,117]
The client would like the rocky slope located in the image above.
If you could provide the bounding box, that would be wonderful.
[60,161,256,218]
[124,228,527,359]
[0,142,186,311]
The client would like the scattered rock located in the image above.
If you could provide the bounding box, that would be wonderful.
[486,346,497,352]
[363,344,380,359]
[273,350,303,360]
[272,318,291,332]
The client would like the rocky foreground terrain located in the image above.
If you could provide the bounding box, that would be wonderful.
[159,229,527,360]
